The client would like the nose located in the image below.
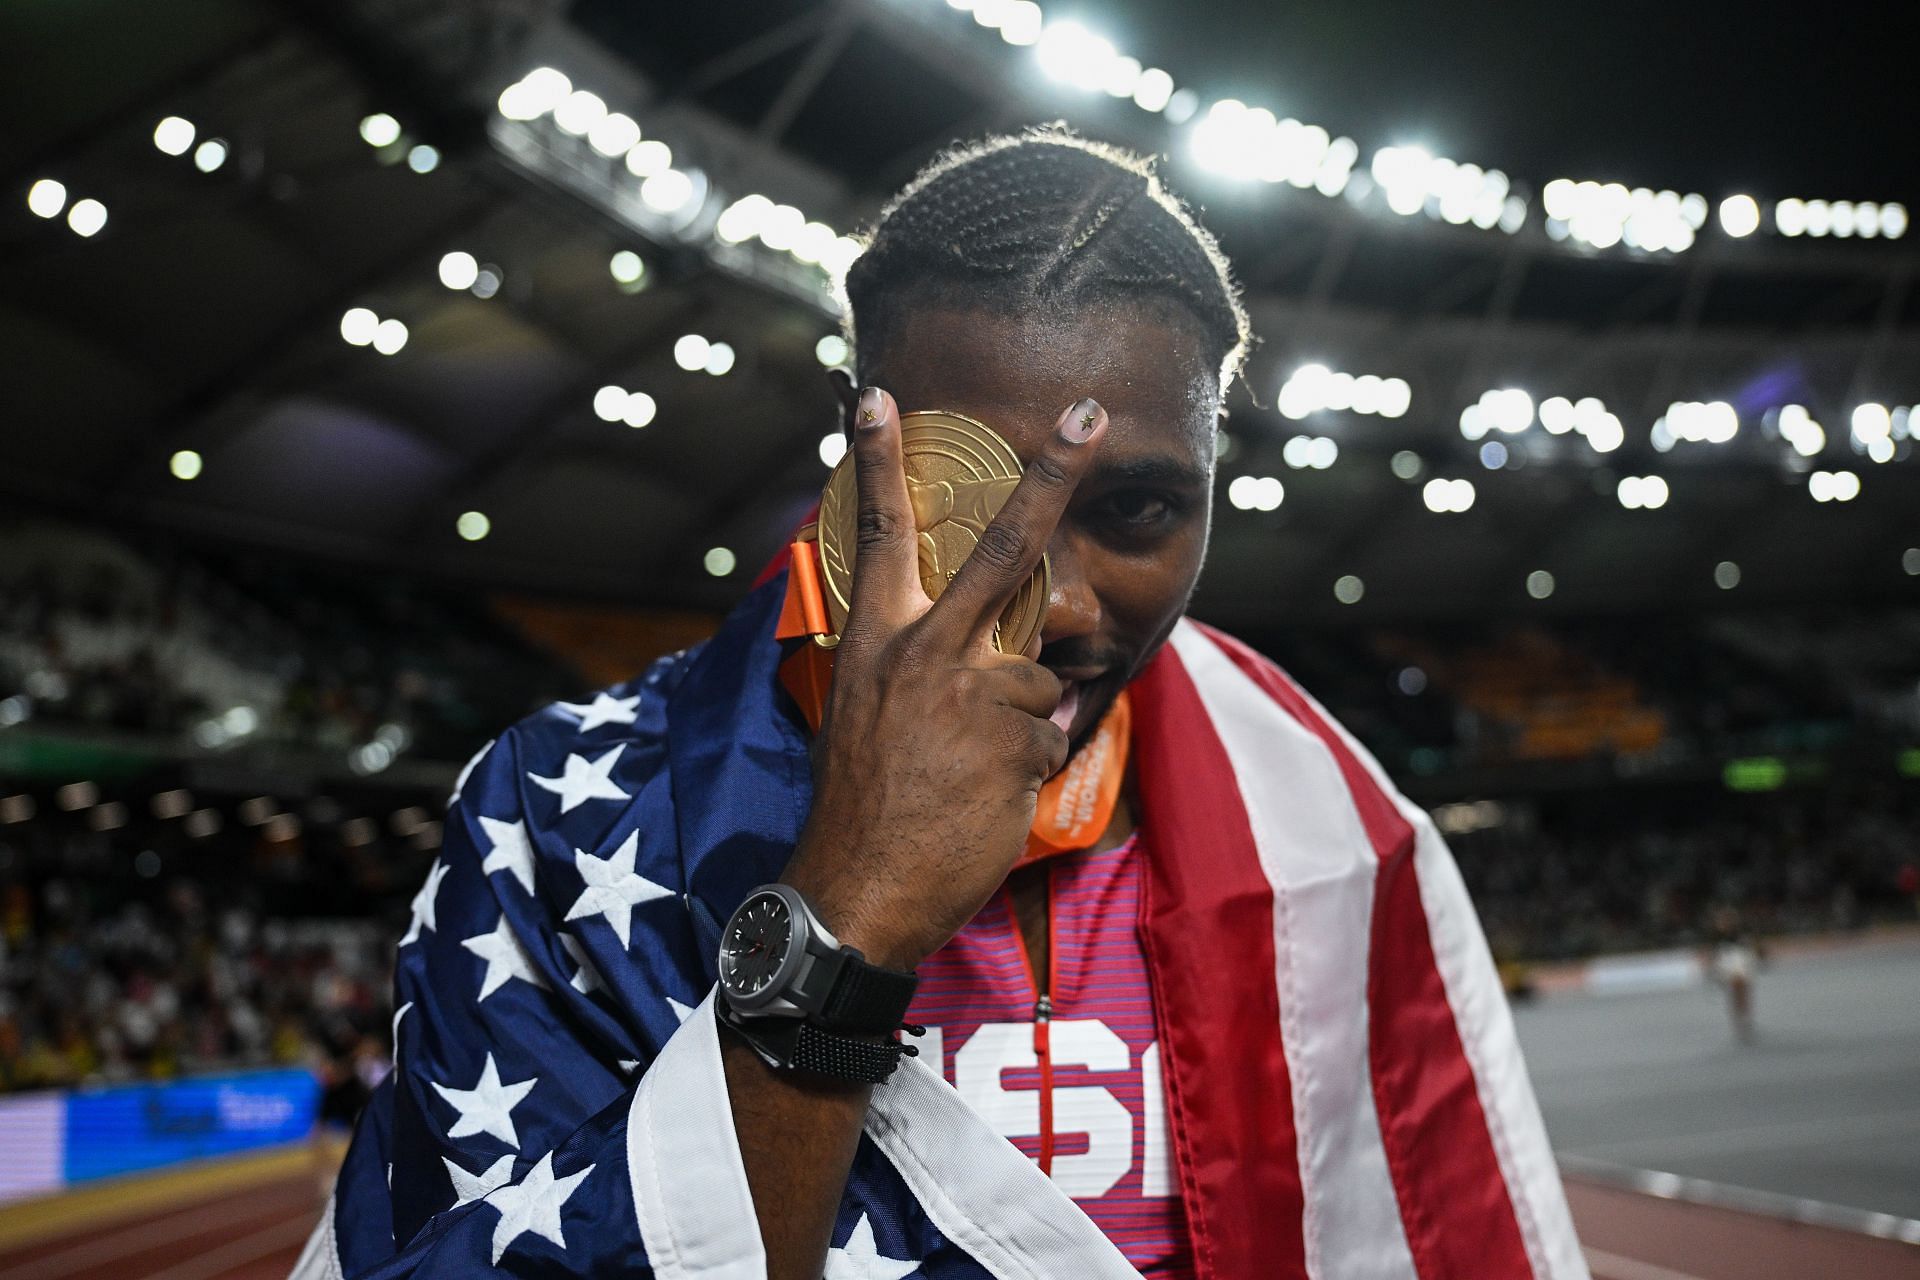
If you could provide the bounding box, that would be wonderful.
[1039,534,1100,649]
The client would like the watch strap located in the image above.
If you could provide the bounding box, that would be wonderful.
[817,951,919,1035]
[790,1023,905,1083]
[717,1003,914,1084]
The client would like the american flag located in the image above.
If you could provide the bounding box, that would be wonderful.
[294,572,1586,1279]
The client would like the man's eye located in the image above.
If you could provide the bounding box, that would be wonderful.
[1102,491,1177,526]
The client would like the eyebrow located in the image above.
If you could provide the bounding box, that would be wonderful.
[1088,455,1211,488]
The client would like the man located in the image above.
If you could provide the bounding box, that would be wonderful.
[296,130,1586,1279]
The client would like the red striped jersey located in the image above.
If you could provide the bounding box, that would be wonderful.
[907,832,1194,1279]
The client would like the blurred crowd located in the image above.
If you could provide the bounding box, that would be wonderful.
[1459,780,1920,962]
[0,797,422,1097]
[0,519,575,763]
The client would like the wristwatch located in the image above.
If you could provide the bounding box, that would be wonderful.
[715,883,920,1083]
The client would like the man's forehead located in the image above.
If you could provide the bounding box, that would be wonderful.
[875,306,1218,458]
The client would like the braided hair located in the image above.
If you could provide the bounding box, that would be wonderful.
[841,127,1251,394]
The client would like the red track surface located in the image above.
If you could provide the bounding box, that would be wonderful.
[3,1160,1915,1279]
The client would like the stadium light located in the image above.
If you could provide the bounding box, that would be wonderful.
[554,90,607,137]
[588,112,641,158]
[674,334,711,371]
[998,1,1043,45]
[622,391,656,428]
[1714,561,1741,590]
[1278,364,1410,419]
[407,145,440,174]
[819,433,848,467]
[705,547,737,577]
[1776,404,1826,457]
[1808,470,1860,502]
[438,251,479,291]
[66,198,107,237]
[153,116,195,156]
[1664,401,1739,445]
[1526,570,1556,599]
[815,334,850,367]
[359,113,401,147]
[640,169,694,214]
[593,385,628,422]
[1718,194,1760,237]
[515,68,571,117]
[1333,575,1364,604]
[26,178,66,218]
[372,318,409,355]
[1035,21,1119,92]
[1133,67,1174,112]
[457,511,491,541]
[609,250,646,285]
[1227,475,1283,511]
[625,140,672,178]
[1616,475,1669,509]
[1422,478,1475,513]
[169,450,203,480]
[1850,403,1891,444]
[193,139,228,172]
[340,307,378,346]
[1282,436,1337,469]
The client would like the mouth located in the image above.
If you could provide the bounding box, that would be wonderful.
[1049,679,1082,734]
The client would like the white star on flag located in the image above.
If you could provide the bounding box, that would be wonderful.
[483,1151,595,1266]
[450,738,494,807]
[667,995,695,1023]
[825,1213,921,1279]
[400,860,449,947]
[563,831,671,948]
[528,746,630,814]
[461,915,550,1001]
[431,1052,537,1148]
[479,816,537,896]
[553,692,640,733]
[558,933,605,995]
[444,1152,515,1207]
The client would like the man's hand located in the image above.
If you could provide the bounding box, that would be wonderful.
[783,386,1108,969]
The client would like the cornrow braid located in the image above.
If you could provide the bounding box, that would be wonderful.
[840,126,1252,392]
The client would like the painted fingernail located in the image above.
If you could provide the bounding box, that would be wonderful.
[1058,397,1106,444]
[855,386,886,430]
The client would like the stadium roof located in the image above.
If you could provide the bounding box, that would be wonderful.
[3,0,1917,627]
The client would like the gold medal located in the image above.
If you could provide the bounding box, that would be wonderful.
[816,410,1049,655]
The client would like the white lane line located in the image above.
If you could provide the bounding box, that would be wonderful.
[1582,1246,1710,1280]
[137,1212,316,1280]
[0,1185,312,1280]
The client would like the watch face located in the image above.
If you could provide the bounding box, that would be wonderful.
[720,891,794,1001]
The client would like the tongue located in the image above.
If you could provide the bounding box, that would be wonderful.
[1049,681,1081,733]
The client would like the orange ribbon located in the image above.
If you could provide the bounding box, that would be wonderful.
[776,536,1129,868]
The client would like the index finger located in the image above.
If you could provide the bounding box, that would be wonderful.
[932,397,1108,642]
[843,386,927,636]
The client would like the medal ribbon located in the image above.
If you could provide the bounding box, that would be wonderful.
[776,536,1129,868]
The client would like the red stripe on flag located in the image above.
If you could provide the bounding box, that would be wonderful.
[1130,641,1307,1280]
[1196,623,1535,1280]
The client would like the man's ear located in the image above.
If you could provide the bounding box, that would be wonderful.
[826,367,858,429]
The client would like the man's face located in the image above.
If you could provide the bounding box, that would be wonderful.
[864,302,1219,750]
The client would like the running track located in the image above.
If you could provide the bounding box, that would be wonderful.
[1,1154,1914,1280]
